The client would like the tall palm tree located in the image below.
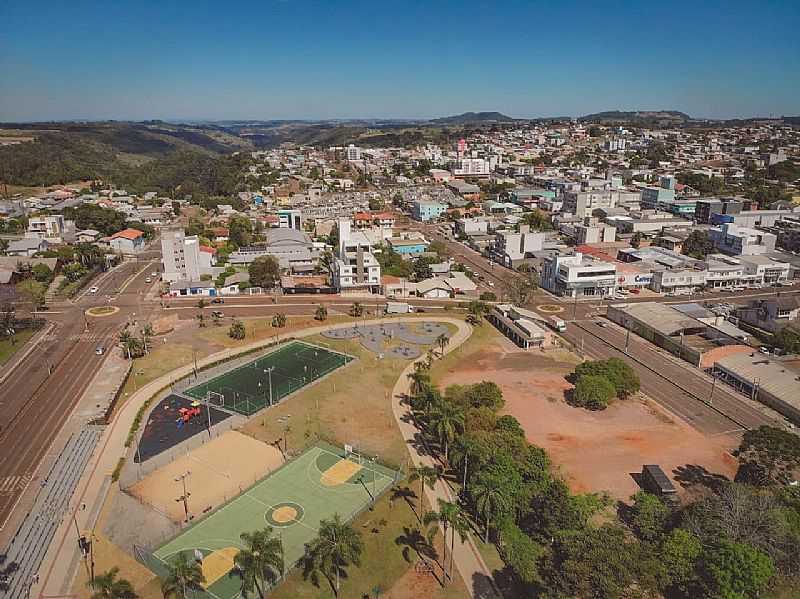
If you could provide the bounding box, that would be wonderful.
[119,331,133,360]
[234,528,284,598]
[450,436,478,491]
[424,500,469,584]
[303,514,363,597]
[315,305,328,321]
[140,323,154,354]
[160,553,205,599]
[407,370,431,397]
[436,333,450,357]
[428,400,464,463]
[87,567,137,599]
[409,465,441,521]
[471,479,509,543]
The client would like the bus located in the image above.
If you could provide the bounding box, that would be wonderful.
[548,316,567,332]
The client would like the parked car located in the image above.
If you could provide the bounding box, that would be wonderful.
[211,310,224,318]
[211,298,224,304]
[88,286,99,294]
[145,277,151,283]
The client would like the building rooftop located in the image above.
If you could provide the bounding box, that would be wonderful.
[110,228,144,241]
[715,352,800,409]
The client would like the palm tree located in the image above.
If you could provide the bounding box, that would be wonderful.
[234,528,284,598]
[119,330,133,360]
[471,479,509,543]
[303,514,363,597]
[87,567,137,599]
[436,333,450,357]
[407,370,431,397]
[349,302,364,318]
[314,305,328,321]
[195,313,207,328]
[425,348,436,368]
[428,400,464,464]
[160,553,205,599]
[424,500,469,584]
[140,323,154,354]
[271,313,287,328]
[409,465,441,521]
[319,251,335,283]
[450,436,479,491]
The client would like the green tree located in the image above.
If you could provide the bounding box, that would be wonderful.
[248,256,281,289]
[683,230,715,259]
[773,326,800,354]
[16,279,46,310]
[572,374,616,410]
[348,302,364,317]
[630,231,643,249]
[701,541,774,599]
[314,305,328,321]
[498,520,545,586]
[435,333,449,356]
[87,567,137,599]
[660,528,702,593]
[62,262,88,283]
[233,528,284,598]
[409,465,441,521]
[472,474,511,543]
[413,257,434,281]
[229,320,246,340]
[428,399,465,463]
[504,270,539,306]
[32,263,54,284]
[574,358,640,399]
[423,500,469,585]
[629,491,669,542]
[271,313,287,328]
[228,215,253,247]
[303,514,364,597]
[735,425,800,486]
[521,209,553,231]
[160,553,205,599]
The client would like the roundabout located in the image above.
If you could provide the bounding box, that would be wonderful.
[536,304,564,314]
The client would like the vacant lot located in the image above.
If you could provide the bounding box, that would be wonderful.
[435,326,738,500]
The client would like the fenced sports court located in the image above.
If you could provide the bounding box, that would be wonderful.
[184,341,353,416]
[136,441,398,599]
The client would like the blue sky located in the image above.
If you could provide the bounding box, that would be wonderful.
[1,0,798,121]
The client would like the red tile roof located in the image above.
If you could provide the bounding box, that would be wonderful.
[110,228,144,241]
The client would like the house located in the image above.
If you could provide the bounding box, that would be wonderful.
[412,201,447,222]
[387,237,429,255]
[166,280,217,297]
[736,296,800,333]
[109,228,145,254]
[6,238,48,257]
[26,214,72,243]
[488,304,556,349]
[219,272,249,295]
[75,229,101,243]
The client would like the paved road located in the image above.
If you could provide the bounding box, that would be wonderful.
[0,256,159,531]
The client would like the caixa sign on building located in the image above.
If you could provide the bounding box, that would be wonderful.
[618,273,652,286]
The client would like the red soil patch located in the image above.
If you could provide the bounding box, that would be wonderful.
[440,340,739,500]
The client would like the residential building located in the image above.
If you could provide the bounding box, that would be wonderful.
[575,223,616,244]
[26,214,72,243]
[490,225,546,268]
[161,229,217,282]
[333,220,381,293]
[277,209,302,230]
[412,200,447,222]
[228,228,319,273]
[709,223,776,256]
[108,228,145,254]
[345,144,361,161]
[736,296,800,333]
[6,238,48,257]
[387,237,429,255]
[562,190,616,218]
[541,252,617,298]
[455,217,489,236]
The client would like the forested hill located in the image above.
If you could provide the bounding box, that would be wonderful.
[0,122,252,188]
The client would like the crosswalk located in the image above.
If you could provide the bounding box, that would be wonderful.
[0,473,31,496]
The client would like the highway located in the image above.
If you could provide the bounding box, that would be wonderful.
[0,256,159,531]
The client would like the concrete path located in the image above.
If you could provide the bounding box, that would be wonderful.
[389,319,500,599]
[33,316,492,598]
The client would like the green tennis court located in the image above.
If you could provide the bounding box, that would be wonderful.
[145,442,397,599]
[185,341,353,416]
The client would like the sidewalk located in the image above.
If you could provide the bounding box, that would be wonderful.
[0,321,56,386]
[389,321,500,599]
[33,316,482,598]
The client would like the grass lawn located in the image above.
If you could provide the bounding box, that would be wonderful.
[428,318,498,385]
[0,329,36,367]
[196,315,349,348]
[269,485,468,599]
[117,343,196,411]
[240,334,413,468]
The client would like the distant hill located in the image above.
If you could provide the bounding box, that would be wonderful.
[430,112,517,124]
[579,110,691,123]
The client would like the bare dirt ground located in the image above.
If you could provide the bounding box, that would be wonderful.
[127,431,284,521]
[438,331,738,501]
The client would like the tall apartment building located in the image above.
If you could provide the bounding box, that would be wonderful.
[333,220,381,293]
[277,209,302,230]
[709,223,776,256]
[346,144,362,161]
[562,190,617,218]
[489,225,545,267]
[161,229,216,282]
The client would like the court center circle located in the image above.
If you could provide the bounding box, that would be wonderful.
[265,502,304,527]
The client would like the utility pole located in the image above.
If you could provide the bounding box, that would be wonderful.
[709,373,717,406]
[175,471,191,523]
[265,366,275,406]
[624,322,631,354]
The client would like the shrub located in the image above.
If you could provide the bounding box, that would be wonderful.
[572,375,616,410]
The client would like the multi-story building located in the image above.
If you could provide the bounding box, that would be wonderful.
[709,223,776,256]
[333,220,381,293]
[575,223,616,244]
[412,200,448,222]
[562,190,616,218]
[738,255,790,286]
[345,144,362,161]
[453,158,491,178]
[489,226,546,268]
[161,229,216,282]
[25,214,72,243]
[228,229,319,273]
[541,252,617,298]
[277,209,302,230]
[649,268,707,295]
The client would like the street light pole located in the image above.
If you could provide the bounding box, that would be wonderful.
[175,471,191,523]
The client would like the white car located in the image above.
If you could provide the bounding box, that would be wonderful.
[145,277,152,283]
[88,286,99,294]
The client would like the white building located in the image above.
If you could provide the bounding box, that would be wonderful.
[346,144,362,161]
[453,158,491,178]
[575,223,616,244]
[490,225,545,267]
[709,223,777,256]
[161,229,216,282]
[333,220,381,293]
[108,228,145,254]
[277,209,302,230]
[541,252,617,298]
[562,190,617,218]
[26,214,73,243]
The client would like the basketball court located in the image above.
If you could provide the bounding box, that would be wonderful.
[140,442,397,599]
[127,431,284,521]
[184,341,353,416]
